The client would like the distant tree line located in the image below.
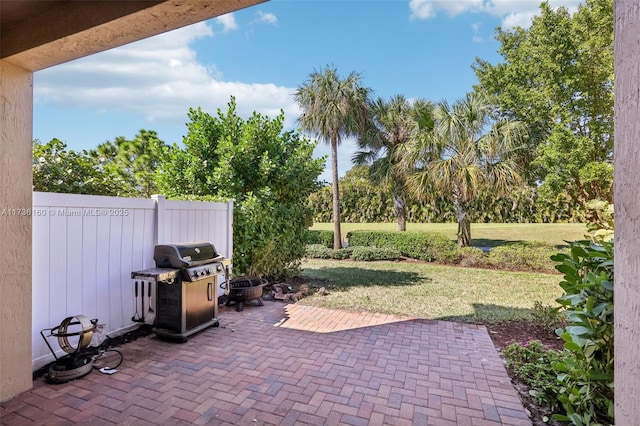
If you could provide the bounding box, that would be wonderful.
[33,130,167,198]
[308,166,584,224]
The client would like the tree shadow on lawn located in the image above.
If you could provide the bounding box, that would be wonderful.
[304,266,429,290]
[436,303,533,324]
[470,238,570,249]
[470,238,526,248]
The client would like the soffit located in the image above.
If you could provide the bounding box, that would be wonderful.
[1,0,266,71]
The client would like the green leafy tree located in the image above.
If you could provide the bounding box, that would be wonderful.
[354,95,435,231]
[157,98,324,279]
[473,0,613,210]
[406,92,527,247]
[32,138,124,195]
[89,130,168,197]
[295,65,371,249]
[156,108,228,197]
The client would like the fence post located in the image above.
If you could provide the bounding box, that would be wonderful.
[152,194,166,245]
[226,199,234,259]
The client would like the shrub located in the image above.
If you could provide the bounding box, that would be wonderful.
[584,199,614,243]
[350,246,401,261]
[550,240,614,425]
[305,230,334,248]
[487,242,560,273]
[403,233,458,263]
[235,195,312,281]
[331,247,353,260]
[305,244,333,259]
[502,341,565,410]
[531,300,567,333]
[346,230,396,248]
[347,231,458,263]
[305,245,353,260]
[457,246,486,267]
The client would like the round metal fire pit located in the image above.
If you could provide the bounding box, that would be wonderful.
[225,277,268,311]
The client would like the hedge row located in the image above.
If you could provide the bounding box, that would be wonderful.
[305,230,561,272]
[347,230,459,263]
[458,243,561,273]
[304,230,459,262]
[305,244,401,261]
[304,230,334,248]
[305,244,352,259]
[307,167,587,224]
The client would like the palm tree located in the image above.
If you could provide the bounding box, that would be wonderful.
[354,95,434,231]
[295,66,370,249]
[407,91,527,247]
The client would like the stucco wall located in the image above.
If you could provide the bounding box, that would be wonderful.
[614,0,640,422]
[0,60,34,401]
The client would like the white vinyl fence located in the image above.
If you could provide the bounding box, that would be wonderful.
[32,192,233,369]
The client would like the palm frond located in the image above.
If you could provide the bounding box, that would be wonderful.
[294,65,369,148]
[406,90,527,206]
[352,149,379,166]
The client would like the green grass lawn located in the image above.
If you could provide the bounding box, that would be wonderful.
[299,258,563,323]
[310,222,586,247]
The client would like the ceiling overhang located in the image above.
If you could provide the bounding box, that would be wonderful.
[1,0,266,71]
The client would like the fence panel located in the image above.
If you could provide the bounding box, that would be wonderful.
[31,193,231,369]
[160,197,233,259]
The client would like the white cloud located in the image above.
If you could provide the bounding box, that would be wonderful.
[216,13,238,32]
[501,11,537,29]
[409,0,436,19]
[409,0,583,28]
[410,0,483,19]
[471,21,483,43]
[256,11,278,25]
[34,22,299,130]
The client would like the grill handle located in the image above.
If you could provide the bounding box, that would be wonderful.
[207,282,212,301]
[225,264,231,296]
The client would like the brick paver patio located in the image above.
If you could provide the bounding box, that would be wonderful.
[1,302,531,425]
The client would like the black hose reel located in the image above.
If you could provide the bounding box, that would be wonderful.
[40,315,100,383]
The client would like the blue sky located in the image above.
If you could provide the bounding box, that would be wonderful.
[34,0,581,183]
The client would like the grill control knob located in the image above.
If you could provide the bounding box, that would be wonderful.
[192,271,199,278]
[205,269,211,275]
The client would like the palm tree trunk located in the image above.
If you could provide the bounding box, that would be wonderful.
[393,191,407,232]
[455,202,471,247]
[331,137,342,250]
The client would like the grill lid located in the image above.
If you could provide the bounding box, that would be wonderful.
[154,241,223,268]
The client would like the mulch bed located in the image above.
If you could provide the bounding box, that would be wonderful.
[485,319,565,426]
[486,319,564,352]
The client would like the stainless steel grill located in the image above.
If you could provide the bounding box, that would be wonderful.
[131,241,230,342]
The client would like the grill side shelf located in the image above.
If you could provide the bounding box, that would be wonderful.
[131,268,179,282]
